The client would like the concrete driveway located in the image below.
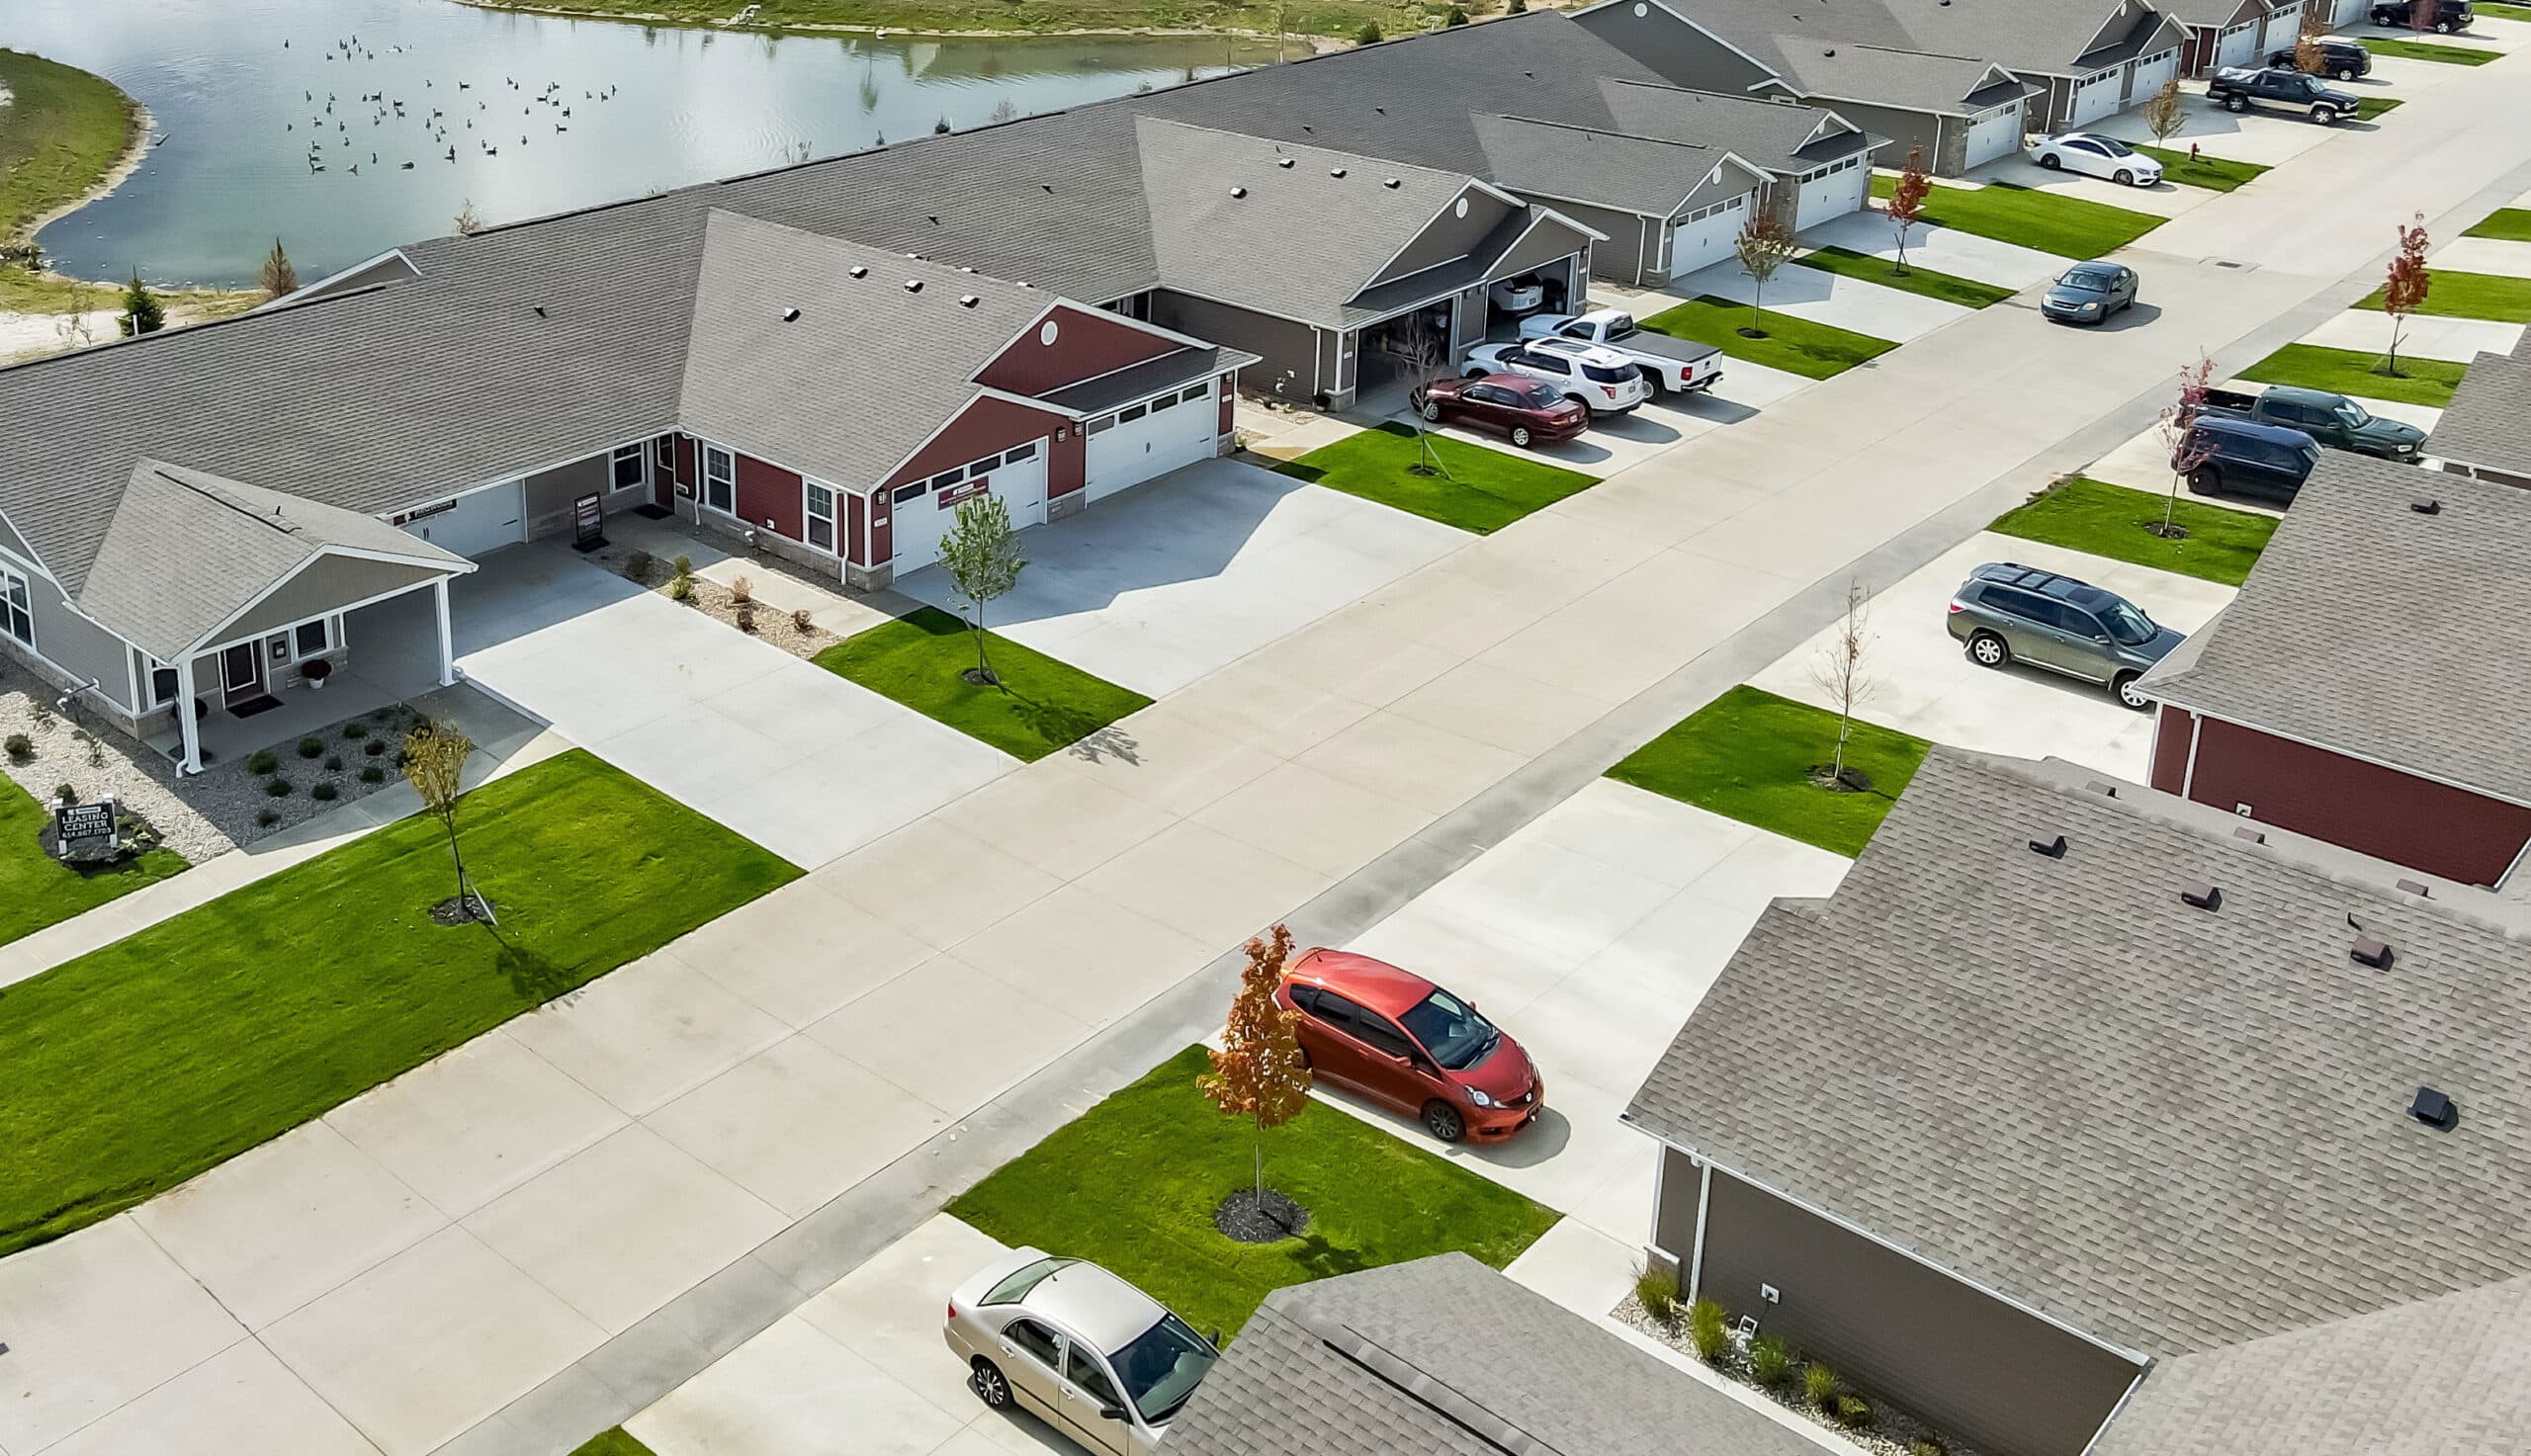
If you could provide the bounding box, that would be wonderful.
[1747,531,2236,783]
[1671,252,1974,344]
[452,545,1010,868]
[892,458,1464,699]
[1376,383,1781,479]
[1968,151,2212,219]
[2298,307,2524,361]
[1799,210,2067,288]
[2435,234,2531,276]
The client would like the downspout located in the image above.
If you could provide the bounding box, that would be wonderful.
[2180,710,2203,799]
[1685,1158,1714,1299]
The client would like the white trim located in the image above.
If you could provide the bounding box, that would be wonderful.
[0,563,33,649]
[180,546,469,660]
[971,383,1087,419]
[1358,182,1511,294]
[0,510,54,584]
[123,642,141,716]
[268,246,419,307]
[866,391,1072,494]
[2495,832,2531,889]
[196,571,461,659]
[2148,694,2531,812]
[698,441,739,516]
[174,656,200,774]
[801,477,840,557]
[433,576,456,687]
[984,298,1230,379]
[608,442,649,494]
[2074,1366,2152,1456]
[1685,1157,1714,1299]
[2179,708,2202,799]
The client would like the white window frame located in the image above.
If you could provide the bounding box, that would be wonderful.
[145,655,181,709]
[804,479,837,555]
[0,565,31,647]
[701,444,737,515]
[610,443,648,494]
[289,614,340,662]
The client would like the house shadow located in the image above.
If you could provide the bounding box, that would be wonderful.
[443,541,656,656]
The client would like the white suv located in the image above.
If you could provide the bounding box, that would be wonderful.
[1463,338,1648,415]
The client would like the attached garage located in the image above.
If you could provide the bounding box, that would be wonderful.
[1085,380,1219,503]
[2066,69,2125,126]
[1666,192,1747,279]
[2215,19,2260,67]
[888,440,1049,572]
[2127,47,2180,103]
[2263,1,2307,50]
[396,481,523,558]
[1792,156,1870,231]
[1962,101,2027,170]
[2330,0,2366,24]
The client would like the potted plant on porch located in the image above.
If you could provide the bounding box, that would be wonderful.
[301,656,333,691]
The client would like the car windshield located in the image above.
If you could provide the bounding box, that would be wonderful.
[1111,1315,1217,1424]
[2096,598,2159,646]
[1398,987,1500,1071]
[1512,383,1563,409]
[2059,269,2116,292]
[2337,400,2374,426]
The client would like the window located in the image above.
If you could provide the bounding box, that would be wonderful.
[1983,587,2046,624]
[1004,1320,1061,1370]
[1119,403,1148,423]
[0,566,30,646]
[295,618,331,658]
[610,444,645,492]
[1308,990,1365,1032]
[803,482,837,552]
[1350,1013,1415,1061]
[931,466,967,490]
[1178,383,1209,405]
[1004,441,1038,464]
[892,482,925,505]
[1287,984,1323,1014]
[1086,414,1117,436]
[1064,1346,1124,1410]
[149,662,179,708]
[702,445,736,514]
[652,434,676,471]
[1464,384,1506,405]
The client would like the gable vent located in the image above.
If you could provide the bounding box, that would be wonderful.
[2231,826,2265,844]
[958,294,979,307]
[2410,1086,2457,1130]
[1330,166,1348,178]
[2351,936,2394,970]
[2410,496,2441,515]
[2027,830,2067,859]
[847,265,867,279]
[1229,185,1248,198]
[904,279,923,293]
[2179,881,2221,911]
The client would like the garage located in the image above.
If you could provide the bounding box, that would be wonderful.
[1792,157,1870,231]
[2263,1,2307,50]
[2330,0,2366,24]
[2216,19,2260,67]
[1085,380,1218,504]
[1962,101,2026,170]
[2066,69,2124,126]
[2127,46,2179,103]
[1666,192,1747,279]
[398,480,523,558]
[888,441,1049,571]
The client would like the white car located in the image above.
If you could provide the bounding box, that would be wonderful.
[1487,274,1547,313]
[945,1249,1219,1456]
[2027,131,2163,188]
[1464,338,1648,415]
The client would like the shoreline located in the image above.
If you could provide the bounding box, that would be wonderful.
[445,0,1352,49]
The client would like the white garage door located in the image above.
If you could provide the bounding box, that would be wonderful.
[1086,380,1218,503]
[2068,70,2124,126]
[1963,102,2026,170]
[2332,0,2366,25]
[1667,191,1747,278]
[2264,2,2306,50]
[1793,157,1869,231]
[401,481,523,558]
[889,441,1048,571]
[2216,21,2259,67]
[2128,48,2178,103]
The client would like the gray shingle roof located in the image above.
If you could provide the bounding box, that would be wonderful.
[679,211,1054,487]
[1163,1253,1831,1456]
[1626,747,2531,1362]
[1751,40,2035,116]
[79,460,468,660]
[1597,78,1876,171]
[1036,345,1241,414]
[2139,454,2531,808]
[1653,0,2162,77]
[2423,334,2531,477]
[1470,114,1746,216]
[2155,0,2267,28]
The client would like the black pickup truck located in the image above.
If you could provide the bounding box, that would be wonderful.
[2199,385,2426,461]
[2207,66,2361,124]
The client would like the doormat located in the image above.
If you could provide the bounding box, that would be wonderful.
[227,695,284,719]
[633,504,674,521]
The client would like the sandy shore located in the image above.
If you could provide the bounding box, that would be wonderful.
[447,0,1352,49]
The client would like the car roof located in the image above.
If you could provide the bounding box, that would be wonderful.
[2196,414,2315,444]
[1472,373,1551,392]
[1967,561,2121,607]
[1527,337,1628,364]
[1022,1260,1172,1353]
[1288,948,1436,1016]
[2261,384,2341,406]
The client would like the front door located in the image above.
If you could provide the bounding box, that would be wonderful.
[220,642,265,706]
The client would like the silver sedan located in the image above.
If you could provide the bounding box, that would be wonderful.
[944,1248,1220,1456]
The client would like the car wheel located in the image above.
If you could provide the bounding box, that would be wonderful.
[971,1359,1012,1410]
[1420,399,1442,422]
[2039,152,2062,170]
[2113,671,2152,712]
[1422,1100,1467,1144]
[1511,425,1534,448]
[2114,168,2135,186]
[2335,65,2357,80]
[2226,94,2248,112]
[1967,630,2011,669]
[2188,465,2222,494]
[2313,106,2339,126]
[2436,17,2454,31]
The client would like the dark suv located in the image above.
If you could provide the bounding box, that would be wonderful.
[2182,416,2324,503]
[2268,39,2371,79]
[2372,0,2471,30]
[1947,564,2183,709]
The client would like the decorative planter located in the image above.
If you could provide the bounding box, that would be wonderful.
[301,658,333,691]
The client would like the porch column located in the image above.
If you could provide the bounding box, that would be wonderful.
[433,576,457,687]
[174,656,202,776]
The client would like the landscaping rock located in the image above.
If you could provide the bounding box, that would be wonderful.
[1214,1187,1311,1243]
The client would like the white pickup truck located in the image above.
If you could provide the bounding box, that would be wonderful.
[1518,308,1722,396]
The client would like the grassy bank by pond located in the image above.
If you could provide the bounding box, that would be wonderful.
[454,0,1494,42]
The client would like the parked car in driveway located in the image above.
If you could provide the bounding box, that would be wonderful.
[2181,415,2324,502]
[1410,373,1588,449]
[1519,307,1724,394]
[946,1250,1220,1456]
[1275,947,1542,1144]
[2268,38,2372,78]
[1464,339,1648,415]
[2028,131,2163,186]
[2199,384,2424,460]
[1947,562,2185,709]
[1488,274,1548,314]
[2372,0,2471,31]
[2208,66,2360,124]
[2042,261,2138,324]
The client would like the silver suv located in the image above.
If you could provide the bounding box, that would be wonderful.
[1946,563,2185,710]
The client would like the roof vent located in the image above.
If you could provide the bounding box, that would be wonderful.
[1330,166,1348,178]
[2410,1086,2457,1130]
[779,306,800,322]
[958,294,979,307]
[2179,881,2221,911]
[2397,878,2432,898]
[2027,830,2067,859]
[2084,780,2119,799]
[530,303,547,318]
[1276,156,1295,168]
[2351,936,2394,970]
[904,279,923,293]
[1229,185,1248,198]
[2409,496,2441,515]
[1823,45,1836,55]
[1383,177,1400,188]
[847,265,868,279]
[2231,826,2265,844]
[926,214,939,225]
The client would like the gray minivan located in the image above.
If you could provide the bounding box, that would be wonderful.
[1946,563,2185,709]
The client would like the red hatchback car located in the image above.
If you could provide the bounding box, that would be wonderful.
[1410,374,1587,450]
[1274,948,1543,1143]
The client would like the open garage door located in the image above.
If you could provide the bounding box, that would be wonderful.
[399,481,523,559]
[1086,380,1219,504]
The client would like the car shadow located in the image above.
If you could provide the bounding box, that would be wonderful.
[1305,1081,1577,1170]
[2093,301,2165,332]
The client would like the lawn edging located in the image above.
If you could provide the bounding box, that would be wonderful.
[815,606,1150,762]
[1607,685,1929,857]
[1987,475,2276,587]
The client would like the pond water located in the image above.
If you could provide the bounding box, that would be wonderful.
[3,0,1272,287]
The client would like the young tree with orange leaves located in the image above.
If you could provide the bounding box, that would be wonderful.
[1199,924,1314,1202]
[1884,144,1932,278]
[2380,213,2431,380]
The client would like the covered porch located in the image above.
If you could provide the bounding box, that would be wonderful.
[146,587,459,770]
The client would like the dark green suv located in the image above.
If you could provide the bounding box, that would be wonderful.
[1946,563,2186,710]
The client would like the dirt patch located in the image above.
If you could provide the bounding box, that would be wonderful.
[1214,1187,1311,1243]
[429,893,495,926]
[597,549,839,660]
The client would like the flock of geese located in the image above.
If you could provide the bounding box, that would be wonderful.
[286,34,621,176]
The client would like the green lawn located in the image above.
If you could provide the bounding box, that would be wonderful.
[455,0,1463,42]
[2356,96,2404,121]
[1874,175,2161,256]
[2357,268,2531,322]
[1606,685,1930,858]
[0,777,187,948]
[2465,207,2531,242]
[1639,296,1898,380]
[0,750,799,1256]
[946,1045,1560,1340]
[0,49,138,239]
[1988,476,2278,588]
[1792,245,2017,308]
[2236,342,2468,407]
[2131,145,2270,194]
[1269,421,1599,534]
[2359,36,2498,63]
[567,1430,657,1456]
[815,606,1151,762]
[2477,0,2531,18]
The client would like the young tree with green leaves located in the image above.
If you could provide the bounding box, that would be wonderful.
[399,721,485,920]
[1198,924,1313,1204]
[936,492,1027,686]
[1734,209,1798,338]
[2141,77,2187,147]
[259,238,300,299]
[119,271,163,336]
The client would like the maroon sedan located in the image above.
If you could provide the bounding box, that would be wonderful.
[1410,373,1587,450]
[1275,948,1543,1143]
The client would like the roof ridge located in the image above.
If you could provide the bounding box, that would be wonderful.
[1281,1303,1562,1456]
[140,462,310,540]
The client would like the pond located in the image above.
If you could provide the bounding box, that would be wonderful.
[2,0,1273,287]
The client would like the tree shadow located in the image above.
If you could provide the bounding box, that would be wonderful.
[987,679,1143,765]
[1286,1229,1378,1281]
[462,912,578,1004]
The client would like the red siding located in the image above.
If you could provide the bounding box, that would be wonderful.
[1217,384,1236,438]
[674,435,698,510]
[1049,426,1087,499]
[973,303,1181,395]
[2181,714,2531,886]
[2148,705,2194,795]
[872,491,893,562]
[735,454,804,541]
[883,395,1067,489]
[845,489,870,567]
